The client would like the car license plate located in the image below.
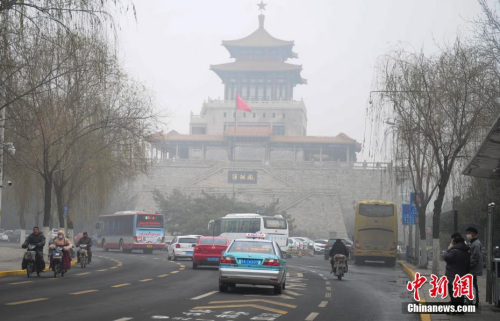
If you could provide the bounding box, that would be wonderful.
[185,251,193,254]
[240,259,259,265]
[146,245,153,248]
[207,257,219,262]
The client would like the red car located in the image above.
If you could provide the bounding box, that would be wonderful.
[192,236,229,269]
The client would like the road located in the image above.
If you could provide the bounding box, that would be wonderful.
[0,244,417,321]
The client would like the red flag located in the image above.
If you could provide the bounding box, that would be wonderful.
[236,94,252,112]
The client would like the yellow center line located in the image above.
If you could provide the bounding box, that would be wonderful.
[110,266,118,269]
[97,269,108,272]
[9,281,33,285]
[193,304,287,315]
[70,289,98,295]
[208,299,297,309]
[111,283,131,288]
[6,298,49,306]
[75,272,91,276]
[139,279,153,282]
[170,271,179,274]
[180,265,185,268]
[157,274,169,278]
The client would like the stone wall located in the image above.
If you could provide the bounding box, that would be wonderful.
[133,160,398,240]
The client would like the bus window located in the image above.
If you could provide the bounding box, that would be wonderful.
[359,204,394,217]
[249,219,260,233]
[263,217,287,229]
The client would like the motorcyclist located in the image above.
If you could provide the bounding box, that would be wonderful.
[329,239,350,273]
[49,230,73,272]
[76,232,93,264]
[22,227,46,272]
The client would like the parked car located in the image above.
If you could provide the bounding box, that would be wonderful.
[6,229,23,243]
[313,239,328,254]
[0,231,8,242]
[291,237,315,249]
[324,238,354,260]
[167,235,199,261]
[192,236,229,269]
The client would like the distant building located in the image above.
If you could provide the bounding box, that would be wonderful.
[149,12,361,162]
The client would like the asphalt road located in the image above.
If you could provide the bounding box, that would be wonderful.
[0,245,418,321]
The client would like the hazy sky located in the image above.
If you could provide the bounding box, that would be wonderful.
[118,0,487,153]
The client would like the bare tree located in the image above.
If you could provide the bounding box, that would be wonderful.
[375,39,498,274]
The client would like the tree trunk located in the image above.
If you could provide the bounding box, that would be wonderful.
[55,183,65,228]
[42,175,52,227]
[431,180,448,275]
[418,211,427,268]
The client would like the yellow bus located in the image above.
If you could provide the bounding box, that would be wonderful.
[354,200,398,266]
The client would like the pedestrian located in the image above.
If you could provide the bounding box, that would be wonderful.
[465,226,483,308]
[443,235,470,313]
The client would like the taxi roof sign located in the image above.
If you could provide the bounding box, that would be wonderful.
[246,233,266,239]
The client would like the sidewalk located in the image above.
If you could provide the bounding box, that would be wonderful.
[0,244,76,277]
[400,259,500,320]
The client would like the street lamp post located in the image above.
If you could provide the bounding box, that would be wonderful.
[486,202,495,303]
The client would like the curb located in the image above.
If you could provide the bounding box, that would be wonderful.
[0,259,77,278]
[398,260,432,321]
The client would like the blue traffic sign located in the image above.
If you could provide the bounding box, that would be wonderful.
[402,203,418,225]
[63,205,68,216]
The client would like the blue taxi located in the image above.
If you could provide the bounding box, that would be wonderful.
[218,233,287,294]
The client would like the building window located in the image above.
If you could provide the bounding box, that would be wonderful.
[224,112,227,118]
[263,112,266,118]
[233,112,236,118]
[282,113,285,119]
[253,112,256,118]
[273,125,285,135]
[272,113,276,118]
[243,113,246,118]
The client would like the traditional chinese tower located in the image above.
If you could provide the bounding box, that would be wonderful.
[189,3,308,137]
[211,11,306,102]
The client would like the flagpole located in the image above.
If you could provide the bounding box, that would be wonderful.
[232,93,237,197]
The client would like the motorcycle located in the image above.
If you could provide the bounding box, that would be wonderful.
[24,244,40,277]
[331,254,347,280]
[78,244,88,268]
[50,246,65,278]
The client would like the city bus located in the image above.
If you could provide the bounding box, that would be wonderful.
[208,213,289,253]
[96,211,165,254]
[354,201,398,266]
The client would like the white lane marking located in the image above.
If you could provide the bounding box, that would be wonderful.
[151,316,170,319]
[286,272,290,277]
[297,272,303,278]
[318,301,328,308]
[325,293,331,298]
[305,312,319,321]
[318,274,324,277]
[114,318,133,321]
[283,290,302,296]
[326,286,331,291]
[191,291,218,300]
[325,281,330,285]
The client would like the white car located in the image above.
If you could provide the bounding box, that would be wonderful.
[167,235,199,261]
[292,237,315,249]
[313,239,328,254]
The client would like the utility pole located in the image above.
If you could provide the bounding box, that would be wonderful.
[0,0,9,229]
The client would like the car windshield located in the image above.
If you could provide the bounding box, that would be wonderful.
[178,238,198,243]
[200,238,227,245]
[228,241,275,254]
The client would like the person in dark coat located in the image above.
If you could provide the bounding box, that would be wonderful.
[329,239,350,272]
[465,226,483,308]
[22,227,46,271]
[444,236,470,311]
[76,232,93,264]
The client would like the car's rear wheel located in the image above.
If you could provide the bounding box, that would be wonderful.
[173,253,177,261]
[274,283,283,295]
[219,281,228,293]
[192,262,198,269]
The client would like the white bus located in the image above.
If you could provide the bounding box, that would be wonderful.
[208,213,289,253]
